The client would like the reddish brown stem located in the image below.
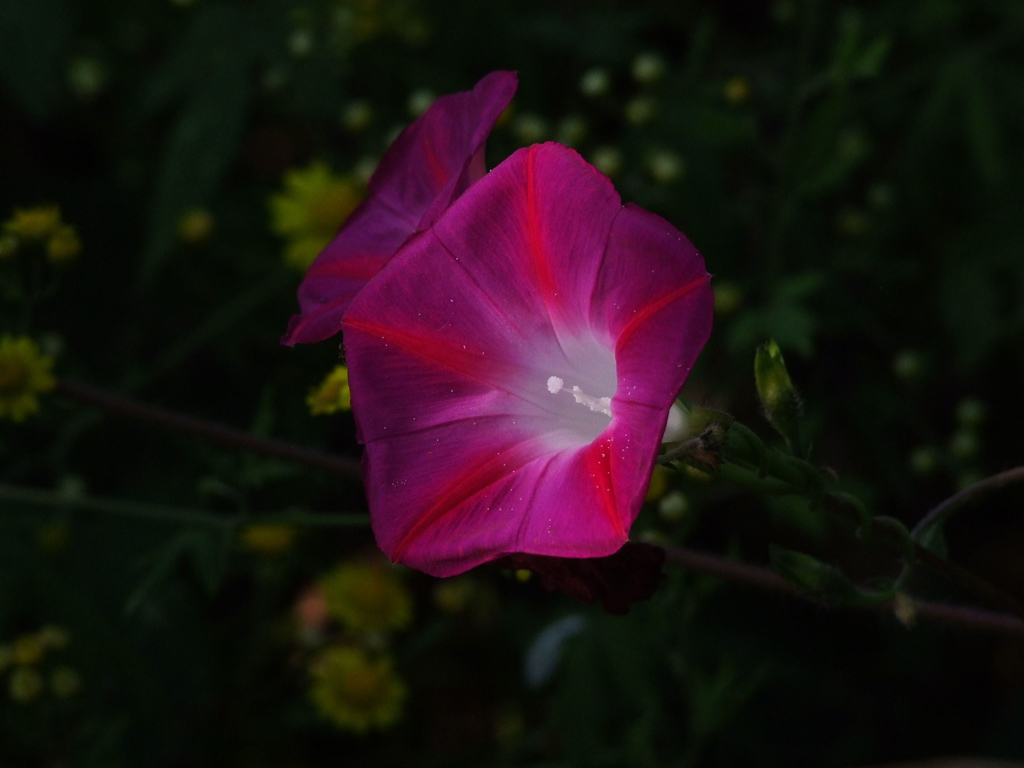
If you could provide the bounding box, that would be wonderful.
[55,379,362,480]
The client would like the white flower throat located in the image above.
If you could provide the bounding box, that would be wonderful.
[546,374,688,444]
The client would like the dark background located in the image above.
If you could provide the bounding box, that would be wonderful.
[1,0,1023,765]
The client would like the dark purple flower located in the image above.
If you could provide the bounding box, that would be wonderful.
[283,71,518,346]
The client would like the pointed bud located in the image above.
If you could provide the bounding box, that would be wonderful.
[754,340,802,450]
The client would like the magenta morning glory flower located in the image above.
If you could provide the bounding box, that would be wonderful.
[282,71,518,346]
[342,142,713,577]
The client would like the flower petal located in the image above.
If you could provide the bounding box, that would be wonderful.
[283,71,518,346]
[343,143,712,577]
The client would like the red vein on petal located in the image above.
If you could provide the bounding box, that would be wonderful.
[391,438,546,561]
[615,273,711,352]
[346,317,499,380]
[526,147,558,313]
[584,435,626,538]
[344,317,563,418]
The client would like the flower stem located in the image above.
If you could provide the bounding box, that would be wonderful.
[661,543,1024,638]
[911,465,1024,543]
[55,379,362,480]
[0,481,368,528]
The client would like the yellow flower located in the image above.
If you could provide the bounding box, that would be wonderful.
[320,560,412,633]
[307,365,351,415]
[9,666,43,703]
[269,162,363,271]
[4,206,61,240]
[11,634,46,666]
[0,335,57,422]
[309,646,405,733]
[239,524,297,556]
[724,76,751,105]
[47,224,81,262]
[177,208,214,244]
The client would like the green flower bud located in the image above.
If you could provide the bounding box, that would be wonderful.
[754,340,802,450]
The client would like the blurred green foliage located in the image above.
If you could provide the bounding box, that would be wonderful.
[2,0,1024,765]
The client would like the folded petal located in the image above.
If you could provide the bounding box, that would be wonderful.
[283,71,518,346]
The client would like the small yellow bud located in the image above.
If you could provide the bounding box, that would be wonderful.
[512,114,548,144]
[514,569,532,583]
[892,349,924,382]
[955,398,986,429]
[632,53,666,84]
[645,465,671,502]
[647,150,685,184]
[38,626,70,650]
[67,57,107,100]
[837,208,869,237]
[342,101,373,133]
[556,115,588,147]
[46,224,81,262]
[625,96,657,125]
[239,524,296,556]
[658,491,689,523]
[11,634,45,666]
[892,592,916,628]
[288,28,314,58]
[407,89,435,118]
[177,208,214,244]
[579,68,610,98]
[590,146,622,178]
[723,76,751,105]
[713,281,744,316]
[9,666,44,703]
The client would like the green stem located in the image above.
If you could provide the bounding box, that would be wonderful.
[912,465,1024,542]
[660,543,1024,638]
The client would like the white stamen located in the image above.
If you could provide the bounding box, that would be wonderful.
[547,376,564,395]
[570,386,613,418]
